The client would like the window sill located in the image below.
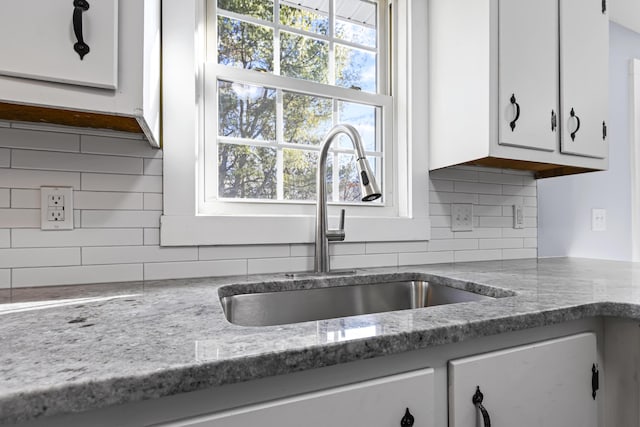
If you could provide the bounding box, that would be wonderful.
[160,215,430,246]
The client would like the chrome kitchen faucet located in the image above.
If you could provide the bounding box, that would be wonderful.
[314,124,382,274]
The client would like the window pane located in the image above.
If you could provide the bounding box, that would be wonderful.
[217,0,274,21]
[279,3,328,35]
[218,80,276,141]
[283,149,317,201]
[335,44,376,93]
[336,102,378,152]
[338,154,380,203]
[217,16,274,72]
[334,1,377,48]
[283,92,332,145]
[218,144,277,199]
[280,32,329,84]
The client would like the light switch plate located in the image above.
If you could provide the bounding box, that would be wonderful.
[41,186,73,230]
[513,204,524,229]
[451,203,473,231]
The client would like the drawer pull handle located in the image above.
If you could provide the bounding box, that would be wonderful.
[551,110,557,132]
[400,407,414,426]
[570,108,581,141]
[473,386,491,427]
[509,94,520,131]
[73,0,90,60]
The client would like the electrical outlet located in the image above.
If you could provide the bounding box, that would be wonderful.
[41,187,73,230]
[592,208,606,232]
[513,204,524,229]
[451,203,473,231]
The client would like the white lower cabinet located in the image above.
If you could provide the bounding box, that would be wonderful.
[159,368,434,427]
[449,333,598,427]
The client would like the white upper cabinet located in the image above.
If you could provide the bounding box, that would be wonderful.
[498,0,558,152]
[0,0,118,89]
[429,0,609,179]
[560,0,609,158]
[0,0,161,147]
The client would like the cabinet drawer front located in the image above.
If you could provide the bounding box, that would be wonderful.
[449,332,598,427]
[159,368,434,427]
[0,0,118,89]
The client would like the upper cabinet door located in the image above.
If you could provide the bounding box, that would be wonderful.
[560,0,609,158]
[499,0,559,152]
[0,0,118,90]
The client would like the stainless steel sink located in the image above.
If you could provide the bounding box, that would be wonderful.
[220,281,494,327]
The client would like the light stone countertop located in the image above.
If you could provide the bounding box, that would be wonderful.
[2,257,640,424]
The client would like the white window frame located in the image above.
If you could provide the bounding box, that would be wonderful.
[161,0,430,246]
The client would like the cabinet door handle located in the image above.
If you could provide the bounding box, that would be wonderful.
[473,386,491,427]
[509,94,520,132]
[400,408,415,426]
[73,0,91,60]
[551,110,557,132]
[570,108,581,141]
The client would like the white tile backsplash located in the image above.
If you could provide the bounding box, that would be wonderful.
[0,124,538,288]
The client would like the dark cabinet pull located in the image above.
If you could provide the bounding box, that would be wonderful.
[473,386,491,427]
[592,364,599,399]
[73,0,90,60]
[602,121,607,140]
[570,108,581,141]
[551,110,557,132]
[509,94,520,132]
[400,408,414,426]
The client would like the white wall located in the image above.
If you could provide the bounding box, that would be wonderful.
[0,121,537,289]
[538,23,640,260]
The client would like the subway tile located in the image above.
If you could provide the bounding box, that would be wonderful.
[478,194,524,206]
[0,127,79,152]
[503,248,537,259]
[12,150,143,175]
[143,193,163,210]
[428,239,478,252]
[82,173,162,193]
[83,246,198,265]
[399,251,453,266]
[429,179,454,192]
[0,209,40,228]
[248,257,313,275]
[430,191,478,204]
[476,171,524,186]
[454,228,502,239]
[0,248,80,268]
[365,241,428,254]
[430,228,454,239]
[0,148,9,167]
[13,264,143,287]
[0,269,9,288]
[75,191,143,210]
[144,228,160,246]
[0,120,9,128]
[524,206,537,217]
[524,217,537,228]
[0,189,8,208]
[479,216,513,228]
[429,203,451,216]
[523,196,537,207]
[502,206,514,217]
[524,238,537,248]
[429,168,478,182]
[10,122,145,140]
[475,205,503,217]
[10,189,39,208]
[200,244,290,260]
[81,135,162,158]
[330,253,398,270]
[502,185,537,197]
[454,181,502,195]
[143,158,163,176]
[0,169,80,189]
[0,229,9,248]
[74,210,81,228]
[430,216,452,228]
[330,243,366,256]
[290,244,313,257]
[81,210,161,228]
[502,168,535,176]
[11,229,143,248]
[144,259,246,281]
[502,227,537,238]
[454,249,502,263]
[479,238,524,250]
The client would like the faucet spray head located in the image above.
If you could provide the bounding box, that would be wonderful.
[356,157,382,202]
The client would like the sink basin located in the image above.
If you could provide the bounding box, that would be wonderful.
[220,280,494,327]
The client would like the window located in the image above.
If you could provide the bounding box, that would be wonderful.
[203,0,391,215]
[161,0,430,246]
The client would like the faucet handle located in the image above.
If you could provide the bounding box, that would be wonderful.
[327,209,346,242]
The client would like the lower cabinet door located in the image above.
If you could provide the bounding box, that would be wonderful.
[449,332,598,427]
[160,368,434,427]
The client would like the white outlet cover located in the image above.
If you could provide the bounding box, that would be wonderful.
[592,208,606,232]
[451,203,473,232]
[41,186,74,230]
